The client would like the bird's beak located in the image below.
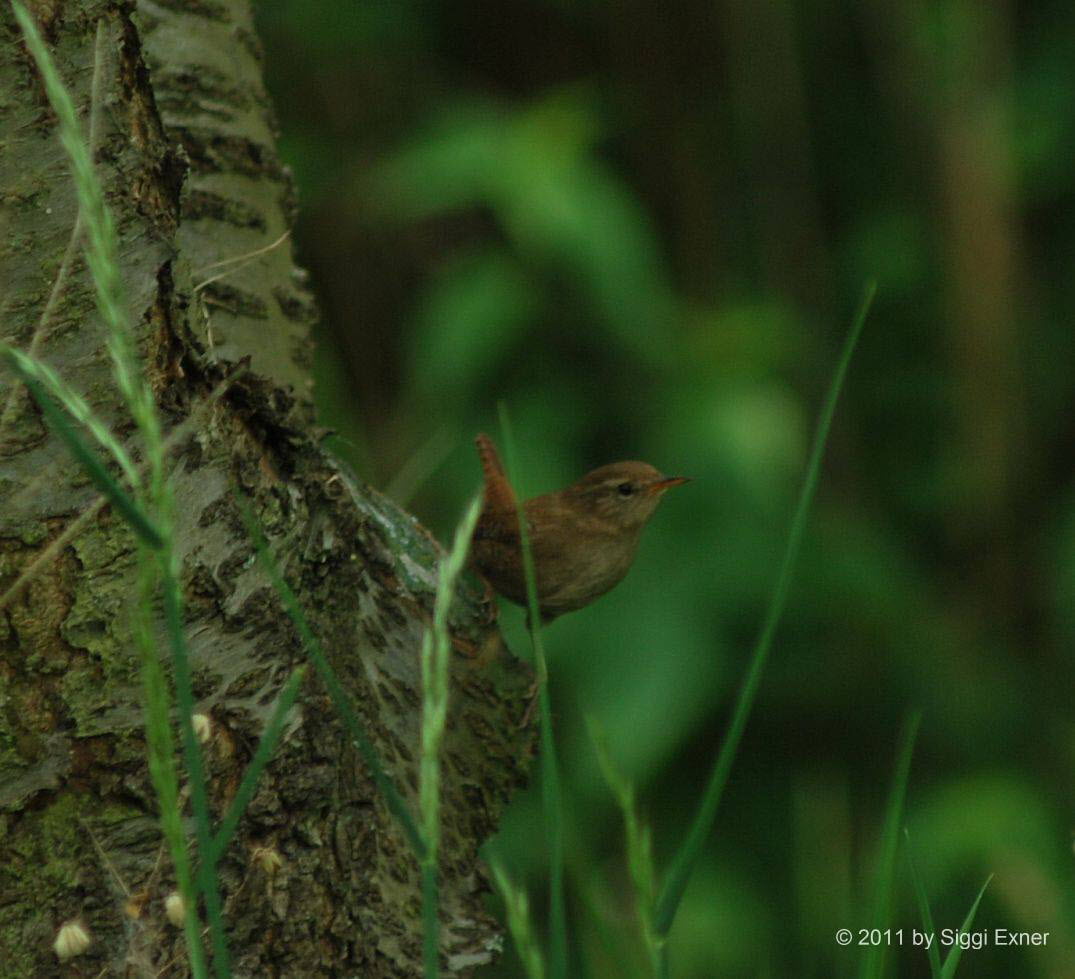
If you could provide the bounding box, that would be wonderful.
[647,476,691,495]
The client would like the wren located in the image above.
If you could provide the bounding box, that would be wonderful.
[471,433,688,622]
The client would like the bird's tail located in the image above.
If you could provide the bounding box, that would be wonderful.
[475,433,516,510]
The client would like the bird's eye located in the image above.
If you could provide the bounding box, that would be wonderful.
[617,482,635,497]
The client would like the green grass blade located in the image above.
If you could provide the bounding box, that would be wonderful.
[133,554,208,979]
[587,717,660,976]
[498,403,568,979]
[588,716,632,811]
[0,16,103,451]
[12,1,155,437]
[859,712,921,979]
[422,862,440,978]
[159,552,230,977]
[654,282,876,936]
[385,425,457,506]
[419,498,483,979]
[3,349,164,549]
[419,494,483,977]
[531,622,565,967]
[419,494,483,851]
[0,366,246,614]
[904,829,942,979]
[494,406,549,688]
[940,875,993,979]
[3,346,141,490]
[238,501,426,860]
[209,667,307,864]
[490,860,547,979]
[11,0,165,525]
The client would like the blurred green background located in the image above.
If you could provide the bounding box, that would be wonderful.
[256,2,1074,976]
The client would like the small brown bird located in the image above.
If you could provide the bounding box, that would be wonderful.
[471,433,688,622]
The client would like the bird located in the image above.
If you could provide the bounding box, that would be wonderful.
[470,433,688,623]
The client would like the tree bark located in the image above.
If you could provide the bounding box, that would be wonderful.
[0,2,532,976]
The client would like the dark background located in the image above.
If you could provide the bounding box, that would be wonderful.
[256,2,1074,975]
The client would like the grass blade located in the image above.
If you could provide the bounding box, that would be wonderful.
[3,349,163,548]
[133,555,208,979]
[0,13,107,448]
[12,1,153,435]
[419,494,483,977]
[904,829,942,979]
[3,346,141,489]
[940,875,993,979]
[588,717,660,976]
[497,403,568,979]
[238,501,426,859]
[422,863,440,979]
[159,553,230,977]
[0,366,246,612]
[654,282,876,936]
[859,712,921,979]
[490,860,547,979]
[209,667,307,864]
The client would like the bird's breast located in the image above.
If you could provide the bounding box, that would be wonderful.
[530,514,641,615]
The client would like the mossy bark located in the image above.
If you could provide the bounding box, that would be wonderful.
[0,2,532,976]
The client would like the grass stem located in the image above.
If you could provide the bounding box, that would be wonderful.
[419,494,483,976]
[497,404,568,979]
[653,282,876,937]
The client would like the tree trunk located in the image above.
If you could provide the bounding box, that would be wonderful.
[0,2,532,976]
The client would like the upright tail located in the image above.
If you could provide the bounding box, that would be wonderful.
[475,433,516,510]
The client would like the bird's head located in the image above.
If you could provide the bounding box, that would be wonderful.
[566,461,689,530]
